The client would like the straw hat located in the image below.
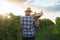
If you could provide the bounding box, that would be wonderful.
[25,7,32,12]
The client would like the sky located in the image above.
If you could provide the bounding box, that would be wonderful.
[0,0,60,23]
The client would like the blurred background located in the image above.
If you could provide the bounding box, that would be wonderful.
[0,0,60,40]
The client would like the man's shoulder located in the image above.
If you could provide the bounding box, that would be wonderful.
[29,16,34,19]
[21,16,34,19]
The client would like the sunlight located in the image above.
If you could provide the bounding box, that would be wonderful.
[0,1,11,14]
[0,13,11,19]
[7,16,11,19]
[0,0,21,15]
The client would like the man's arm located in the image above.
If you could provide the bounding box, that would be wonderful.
[33,18,39,27]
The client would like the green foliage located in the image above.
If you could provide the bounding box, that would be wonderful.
[54,17,60,34]
[39,19,54,28]
[35,19,54,32]
[0,13,22,40]
[0,13,60,40]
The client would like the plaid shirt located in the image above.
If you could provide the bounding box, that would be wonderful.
[20,14,39,37]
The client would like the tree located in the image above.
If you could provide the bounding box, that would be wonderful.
[55,17,60,34]
[39,18,54,29]
[0,13,22,40]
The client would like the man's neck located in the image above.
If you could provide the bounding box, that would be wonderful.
[26,14,30,16]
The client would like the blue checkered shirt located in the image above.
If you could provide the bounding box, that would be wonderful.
[20,14,39,37]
